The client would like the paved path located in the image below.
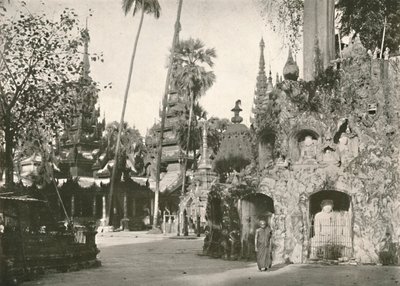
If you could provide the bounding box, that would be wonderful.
[24,232,400,286]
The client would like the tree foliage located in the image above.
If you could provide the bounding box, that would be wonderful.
[102,121,145,176]
[255,0,400,54]
[254,0,304,52]
[171,37,216,174]
[0,9,100,184]
[337,0,400,52]
[176,102,206,154]
[122,0,161,18]
[172,38,217,101]
[207,117,231,155]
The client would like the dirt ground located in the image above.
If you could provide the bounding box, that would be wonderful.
[23,231,400,286]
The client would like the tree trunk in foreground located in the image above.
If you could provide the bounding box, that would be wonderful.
[107,8,145,225]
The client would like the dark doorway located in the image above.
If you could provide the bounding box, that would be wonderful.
[240,193,274,260]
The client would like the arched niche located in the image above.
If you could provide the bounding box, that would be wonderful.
[309,190,350,215]
[240,193,274,260]
[289,129,320,162]
[308,190,353,260]
[258,129,276,168]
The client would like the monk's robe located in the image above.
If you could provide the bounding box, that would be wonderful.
[256,226,272,269]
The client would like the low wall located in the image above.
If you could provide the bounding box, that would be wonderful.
[1,229,100,285]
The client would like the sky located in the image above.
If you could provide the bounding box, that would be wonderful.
[6,0,300,136]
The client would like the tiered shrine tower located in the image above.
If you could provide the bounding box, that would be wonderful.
[58,27,104,178]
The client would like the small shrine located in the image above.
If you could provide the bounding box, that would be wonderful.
[179,120,218,236]
[214,100,252,183]
[58,26,105,178]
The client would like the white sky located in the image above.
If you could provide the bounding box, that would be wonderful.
[8,0,301,136]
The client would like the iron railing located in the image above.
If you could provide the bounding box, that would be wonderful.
[310,216,352,260]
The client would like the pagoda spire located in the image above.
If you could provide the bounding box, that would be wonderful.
[256,38,267,90]
[81,20,90,79]
[267,69,274,93]
[259,38,266,74]
[253,38,269,117]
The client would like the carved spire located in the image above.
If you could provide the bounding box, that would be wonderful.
[253,38,269,116]
[198,120,212,170]
[267,70,274,93]
[259,38,265,73]
[81,22,90,79]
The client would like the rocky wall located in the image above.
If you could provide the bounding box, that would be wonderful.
[253,45,400,264]
[259,158,399,264]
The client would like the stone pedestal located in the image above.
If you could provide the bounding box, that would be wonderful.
[0,233,4,285]
[84,230,98,248]
[120,218,130,231]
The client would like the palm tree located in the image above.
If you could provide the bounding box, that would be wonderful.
[107,0,161,225]
[103,121,143,181]
[176,102,207,170]
[172,38,216,197]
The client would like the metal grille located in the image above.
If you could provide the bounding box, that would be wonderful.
[310,214,352,260]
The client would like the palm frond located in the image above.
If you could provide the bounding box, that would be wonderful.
[122,0,161,18]
[122,0,137,16]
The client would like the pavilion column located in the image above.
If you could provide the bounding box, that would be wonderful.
[0,231,4,285]
[100,195,107,226]
[150,198,154,225]
[92,195,97,217]
[121,191,129,231]
[71,195,75,219]
[131,198,136,217]
[57,198,62,219]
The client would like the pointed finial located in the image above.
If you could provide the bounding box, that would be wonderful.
[260,37,265,48]
[283,47,299,81]
[267,69,273,93]
[259,38,265,72]
[231,100,243,124]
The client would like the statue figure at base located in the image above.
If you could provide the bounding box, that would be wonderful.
[311,200,335,258]
[311,199,351,259]
[314,200,335,238]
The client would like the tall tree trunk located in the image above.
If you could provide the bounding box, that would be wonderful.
[180,92,194,201]
[107,8,145,225]
[4,115,13,186]
[153,0,184,229]
[192,113,199,171]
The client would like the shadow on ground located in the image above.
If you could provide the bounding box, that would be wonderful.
[22,234,400,286]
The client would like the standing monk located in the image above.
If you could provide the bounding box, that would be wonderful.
[255,219,272,271]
